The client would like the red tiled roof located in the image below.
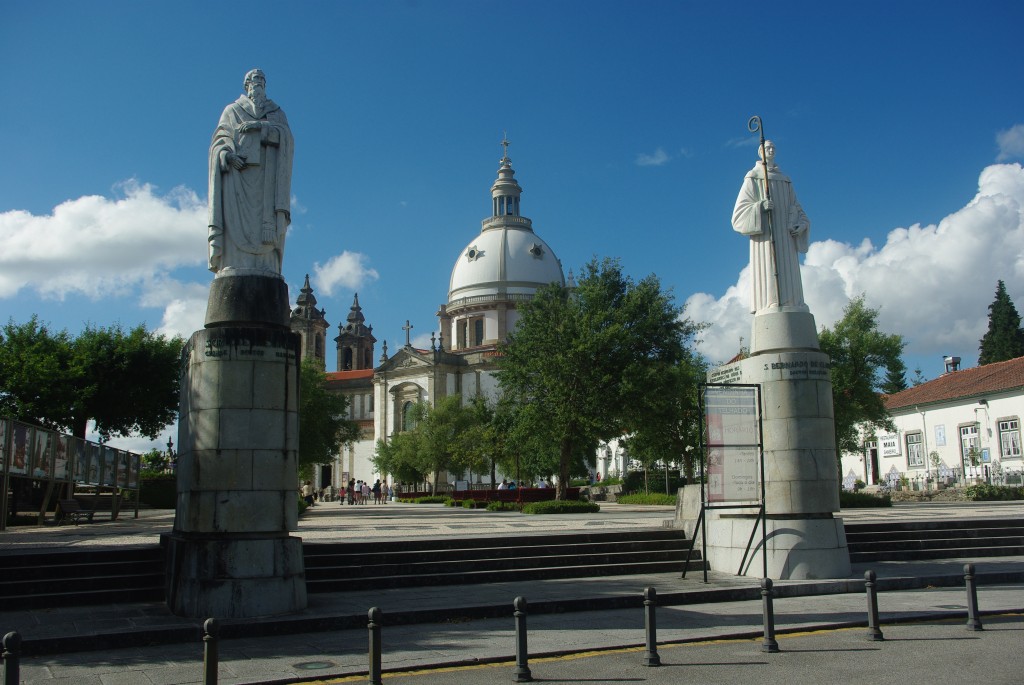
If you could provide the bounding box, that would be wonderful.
[884,356,1024,411]
[325,369,375,381]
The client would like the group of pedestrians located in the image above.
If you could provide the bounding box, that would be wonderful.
[341,478,393,505]
[302,479,394,506]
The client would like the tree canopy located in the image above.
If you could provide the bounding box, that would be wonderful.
[818,297,906,467]
[621,353,708,484]
[299,358,360,473]
[978,280,1024,365]
[370,395,481,491]
[0,316,183,440]
[497,258,704,499]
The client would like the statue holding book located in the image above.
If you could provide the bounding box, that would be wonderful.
[208,69,293,276]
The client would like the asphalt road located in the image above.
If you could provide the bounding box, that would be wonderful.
[333,616,1023,685]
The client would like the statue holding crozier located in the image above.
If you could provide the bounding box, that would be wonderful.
[731,117,809,314]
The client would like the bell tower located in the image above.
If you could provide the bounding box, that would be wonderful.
[289,274,329,370]
[335,293,377,370]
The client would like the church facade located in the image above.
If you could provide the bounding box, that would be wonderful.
[290,142,565,490]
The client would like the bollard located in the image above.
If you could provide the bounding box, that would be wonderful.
[512,596,533,682]
[964,564,983,631]
[3,632,21,685]
[643,587,661,667]
[368,607,383,685]
[203,618,218,685]
[760,578,780,653]
[864,570,884,641]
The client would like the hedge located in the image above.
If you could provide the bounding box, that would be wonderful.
[964,484,1024,501]
[839,490,892,508]
[522,500,601,515]
[617,493,677,506]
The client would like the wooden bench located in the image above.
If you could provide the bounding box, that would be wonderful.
[56,499,94,525]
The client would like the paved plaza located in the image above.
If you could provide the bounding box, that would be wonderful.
[2,501,1023,684]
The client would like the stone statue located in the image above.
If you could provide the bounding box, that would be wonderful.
[208,69,293,275]
[731,140,809,314]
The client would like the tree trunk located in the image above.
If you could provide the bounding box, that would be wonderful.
[557,439,572,500]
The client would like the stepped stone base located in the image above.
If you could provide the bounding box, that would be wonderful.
[163,533,307,618]
[702,513,851,580]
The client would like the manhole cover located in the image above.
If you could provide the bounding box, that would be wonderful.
[293,661,336,670]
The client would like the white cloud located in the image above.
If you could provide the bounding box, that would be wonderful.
[138,277,209,339]
[688,163,1024,366]
[725,136,761,149]
[997,124,1024,162]
[635,147,669,167]
[313,251,379,296]
[0,181,206,299]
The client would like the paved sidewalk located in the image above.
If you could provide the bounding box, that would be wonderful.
[2,501,1023,683]
[9,584,1023,683]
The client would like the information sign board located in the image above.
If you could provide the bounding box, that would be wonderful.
[703,385,761,504]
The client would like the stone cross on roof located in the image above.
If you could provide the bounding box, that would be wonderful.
[402,320,413,347]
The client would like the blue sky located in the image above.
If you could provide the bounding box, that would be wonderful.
[3,1,1024,452]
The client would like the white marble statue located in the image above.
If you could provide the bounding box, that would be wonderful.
[731,140,809,313]
[208,69,293,275]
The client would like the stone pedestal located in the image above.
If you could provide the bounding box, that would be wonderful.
[165,275,307,618]
[699,308,851,580]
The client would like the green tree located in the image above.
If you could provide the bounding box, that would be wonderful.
[978,280,1024,365]
[622,352,708,489]
[414,395,478,491]
[818,297,906,473]
[299,358,359,474]
[373,432,427,486]
[370,396,482,491]
[0,317,183,440]
[498,258,702,499]
[880,355,909,394]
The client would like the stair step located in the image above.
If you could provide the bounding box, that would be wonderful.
[308,559,704,592]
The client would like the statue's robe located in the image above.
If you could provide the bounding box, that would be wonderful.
[208,95,293,274]
[732,163,809,313]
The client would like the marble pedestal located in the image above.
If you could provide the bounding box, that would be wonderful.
[165,275,307,618]
[699,308,851,580]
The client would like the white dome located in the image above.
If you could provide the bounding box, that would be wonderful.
[449,217,564,304]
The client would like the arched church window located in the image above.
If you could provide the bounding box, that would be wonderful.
[315,334,323,358]
[473,319,484,346]
[343,348,353,371]
[402,401,417,432]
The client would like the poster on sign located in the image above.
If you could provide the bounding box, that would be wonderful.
[703,385,762,504]
[10,423,31,476]
[54,435,71,481]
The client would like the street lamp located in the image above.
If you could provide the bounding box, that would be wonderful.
[166,436,175,473]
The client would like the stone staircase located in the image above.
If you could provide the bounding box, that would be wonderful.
[845,518,1024,564]
[304,529,698,592]
[0,546,165,611]
[0,529,699,611]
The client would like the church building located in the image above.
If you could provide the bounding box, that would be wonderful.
[290,141,565,490]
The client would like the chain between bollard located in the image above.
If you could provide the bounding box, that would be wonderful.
[864,570,884,641]
[512,596,533,682]
[643,587,661,667]
[3,631,21,685]
[203,618,218,685]
[368,607,383,685]
[964,564,983,631]
[760,578,780,653]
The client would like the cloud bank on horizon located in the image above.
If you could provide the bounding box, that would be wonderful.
[688,162,1024,369]
[2,162,1023,383]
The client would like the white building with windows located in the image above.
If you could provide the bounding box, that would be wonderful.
[841,355,1024,489]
